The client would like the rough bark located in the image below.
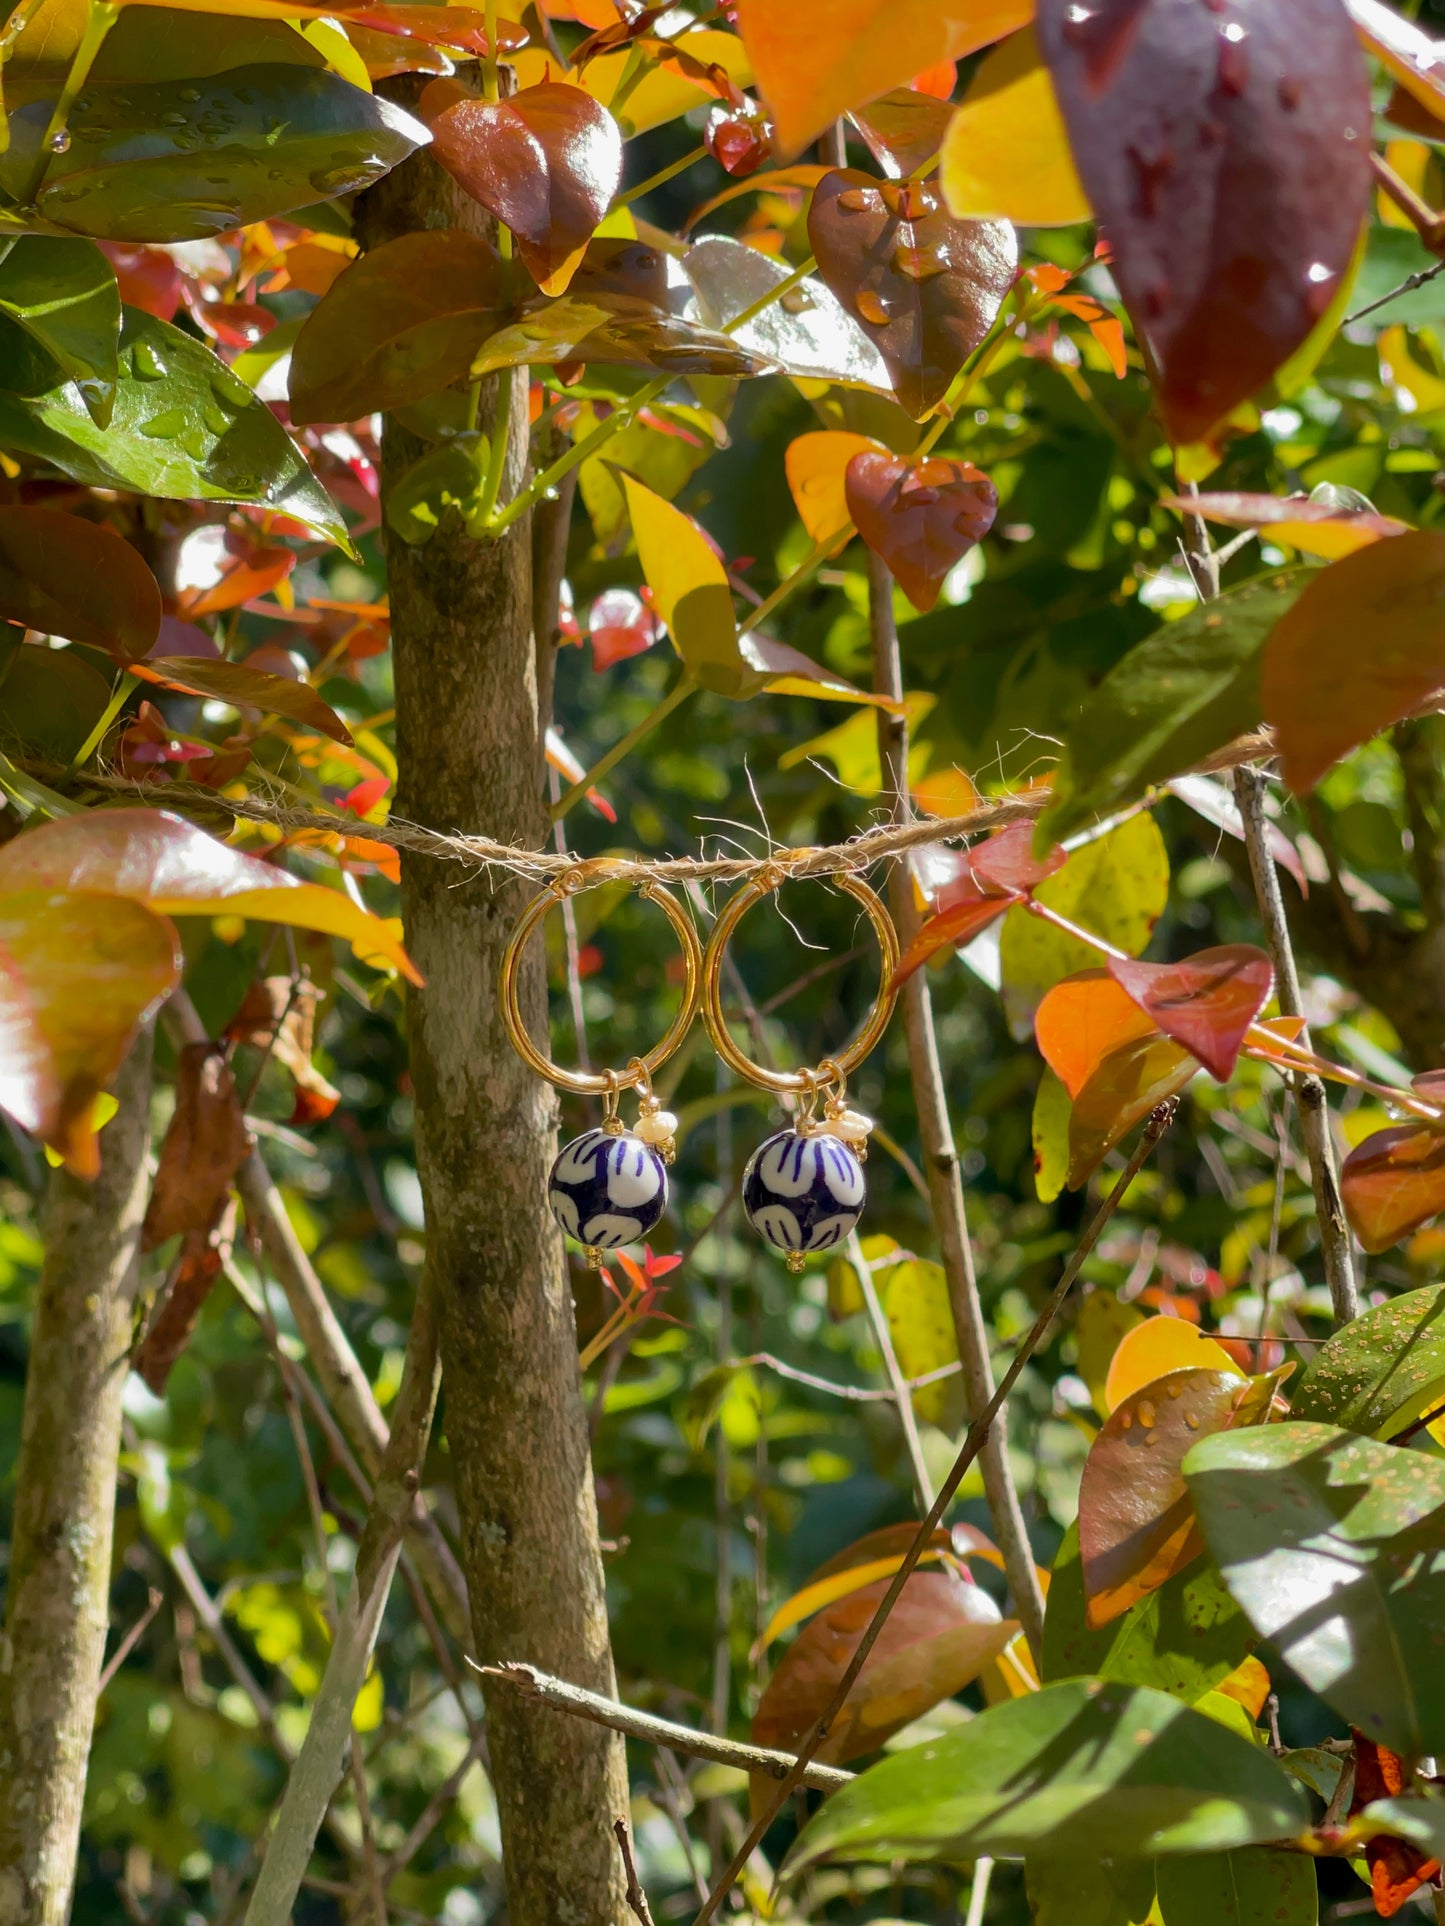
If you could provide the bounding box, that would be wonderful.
[359,84,631,1926]
[0,1033,154,1925]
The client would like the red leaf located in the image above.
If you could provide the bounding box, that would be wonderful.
[1349,1731,1443,1919]
[586,587,660,670]
[142,1043,249,1251]
[99,243,182,322]
[131,657,351,746]
[1036,969,1159,1101]
[970,821,1066,895]
[895,825,1066,983]
[180,548,295,618]
[1036,0,1373,443]
[1341,1124,1445,1254]
[187,300,276,350]
[849,87,957,179]
[704,100,772,176]
[1106,944,1273,1083]
[808,170,1017,418]
[844,450,998,612]
[0,507,160,660]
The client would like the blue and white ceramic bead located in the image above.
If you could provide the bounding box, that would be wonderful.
[548,1126,667,1261]
[742,1127,866,1270]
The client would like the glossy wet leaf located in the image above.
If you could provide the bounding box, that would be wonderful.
[1037,0,1372,443]
[1000,810,1169,1037]
[941,27,1090,226]
[0,237,120,425]
[735,0,1031,158]
[0,506,159,658]
[751,1568,1015,1770]
[785,430,879,545]
[844,449,997,611]
[0,888,182,1177]
[1039,571,1304,847]
[1106,945,1273,1084]
[1043,1520,1254,1704]
[1340,1124,1445,1255]
[1346,0,1445,127]
[895,822,1065,984]
[808,170,1017,418]
[620,474,738,694]
[510,28,749,140]
[850,88,955,181]
[1292,1283,1445,1440]
[1080,1367,1271,1627]
[0,809,419,982]
[0,307,346,546]
[6,65,428,245]
[1156,1849,1318,1926]
[1262,532,1445,793]
[1184,1421,1445,1758]
[422,79,622,296]
[683,234,891,393]
[1035,969,1159,1102]
[785,1678,1309,1870]
[1105,1317,1244,1415]
[133,656,351,744]
[1068,1032,1197,1190]
[289,228,508,426]
[1160,490,1410,561]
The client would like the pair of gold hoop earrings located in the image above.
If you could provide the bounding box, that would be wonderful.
[499,862,899,1273]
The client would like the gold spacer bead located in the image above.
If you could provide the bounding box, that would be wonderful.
[786,1250,805,1274]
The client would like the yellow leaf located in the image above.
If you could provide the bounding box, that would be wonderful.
[778,693,933,793]
[620,474,742,694]
[1378,138,1433,229]
[1380,323,1445,417]
[784,430,880,545]
[1103,1316,1244,1415]
[352,1663,385,1733]
[941,26,1091,225]
[761,1549,950,1648]
[511,30,751,138]
[1216,1654,1271,1721]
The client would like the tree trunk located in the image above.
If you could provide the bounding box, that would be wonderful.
[0,1032,154,1926]
[359,88,631,1926]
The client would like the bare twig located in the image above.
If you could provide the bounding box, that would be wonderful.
[97,1586,163,1695]
[615,1818,657,1926]
[1345,258,1445,326]
[867,548,1046,1663]
[690,1104,1176,1926]
[377,1733,488,1886]
[474,1661,853,1791]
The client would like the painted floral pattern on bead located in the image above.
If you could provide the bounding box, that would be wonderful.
[548,1127,667,1250]
[742,1128,865,1257]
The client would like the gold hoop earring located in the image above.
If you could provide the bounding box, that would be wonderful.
[701,867,898,1272]
[500,864,702,1268]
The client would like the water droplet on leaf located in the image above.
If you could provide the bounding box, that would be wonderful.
[855,290,891,325]
[47,127,70,153]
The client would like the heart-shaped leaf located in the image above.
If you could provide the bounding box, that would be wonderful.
[1339,1124,1445,1255]
[735,0,1032,158]
[0,237,120,426]
[808,169,1017,418]
[1105,1317,1245,1415]
[1043,1519,1254,1705]
[1035,969,1159,1101]
[683,234,891,392]
[1068,1031,1198,1190]
[941,26,1091,226]
[786,1678,1309,1869]
[894,822,1065,984]
[0,307,347,546]
[1291,1282,1445,1440]
[1262,531,1445,793]
[7,65,429,245]
[0,809,419,982]
[1106,945,1273,1084]
[1184,1422,1445,1758]
[0,506,159,659]
[785,430,881,545]
[289,228,509,426]
[1037,0,1372,443]
[850,88,956,181]
[1159,489,1409,561]
[0,888,182,1176]
[421,79,622,296]
[1080,1367,1272,1627]
[844,449,997,611]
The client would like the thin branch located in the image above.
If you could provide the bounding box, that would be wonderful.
[867,548,1046,1664]
[848,1228,934,1513]
[474,1661,853,1791]
[1345,258,1445,326]
[378,1734,489,1887]
[691,1104,1177,1926]
[615,1818,657,1926]
[97,1587,164,1695]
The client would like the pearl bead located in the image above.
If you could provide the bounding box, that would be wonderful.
[831,1110,874,1143]
[635,1109,679,1146]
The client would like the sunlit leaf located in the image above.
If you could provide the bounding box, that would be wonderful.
[179,547,294,618]
[0,809,419,982]
[620,473,739,694]
[1105,1317,1244,1415]
[1291,1282,1445,1440]
[1037,0,1372,443]
[133,655,352,745]
[1155,1848,1318,1926]
[1340,1124,1445,1255]
[1184,1421,1445,1758]
[844,449,997,611]
[511,29,751,140]
[1346,0,1445,127]
[1262,531,1445,793]
[1159,490,1410,561]
[895,821,1065,985]
[1035,969,1158,1102]
[683,235,890,392]
[0,237,120,425]
[849,87,955,181]
[1076,1289,1143,1420]
[735,0,1032,158]
[1068,1031,1197,1190]
[0,506,159,658]
[808,170,1017,418]
[289,228,508,426]
[761,1524,957,1648]
[881,1256,962,1427]
[784,430,879,546]
[1106,944,1273,1084]
[1032,1063,1072,1206]
[941,27,1089,226]
[786,1678,1309,1869]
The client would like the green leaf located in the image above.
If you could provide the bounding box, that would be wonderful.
[4,65,427,245]
[1038,572,1305,847]
[383,435,488,548]
[0,308,348,548]
[0,237,119,426]
[879,1256,963,1429]
[1032,1065,1071,1205]
[1026,1855,1155,1926]
[1042,1521,1254,1705]
[1184,1421,1445,1758]
[1290,1283,1445,1440]
[999,811,1169,1037]
[0,637,110,762]
[1359,1796,1445,1862]
[784,1679,1309,1872]
[1155,1848,1318,1926]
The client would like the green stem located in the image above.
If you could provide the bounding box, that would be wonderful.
[482,0,499,101]
[474,367,514,528]
[604,44,647,125]
[724,255,816,337]
[66,668,137,776]
[491,377,668,535]
[736,531,844,639]
[549,672,698,823]
[613,144,707,212]
[22,0,115,205]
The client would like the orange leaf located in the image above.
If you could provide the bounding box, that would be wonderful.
[844,450,998,612]
[735,0,1031,158]
[784,430,880,546]
[1068,1032,1198,1191]
[1106,944,1274,1084]
[1104,1315,1244,1414]
[1035,969,1158,1102]
[1341,1123,1445,1254]
[1348,1729,1444,1918]
[131,657,352,747]
[181,547,296,617]
[141,1042,249,1251]
[1216,1654,1271,1722]
[1263,530,1445,792]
